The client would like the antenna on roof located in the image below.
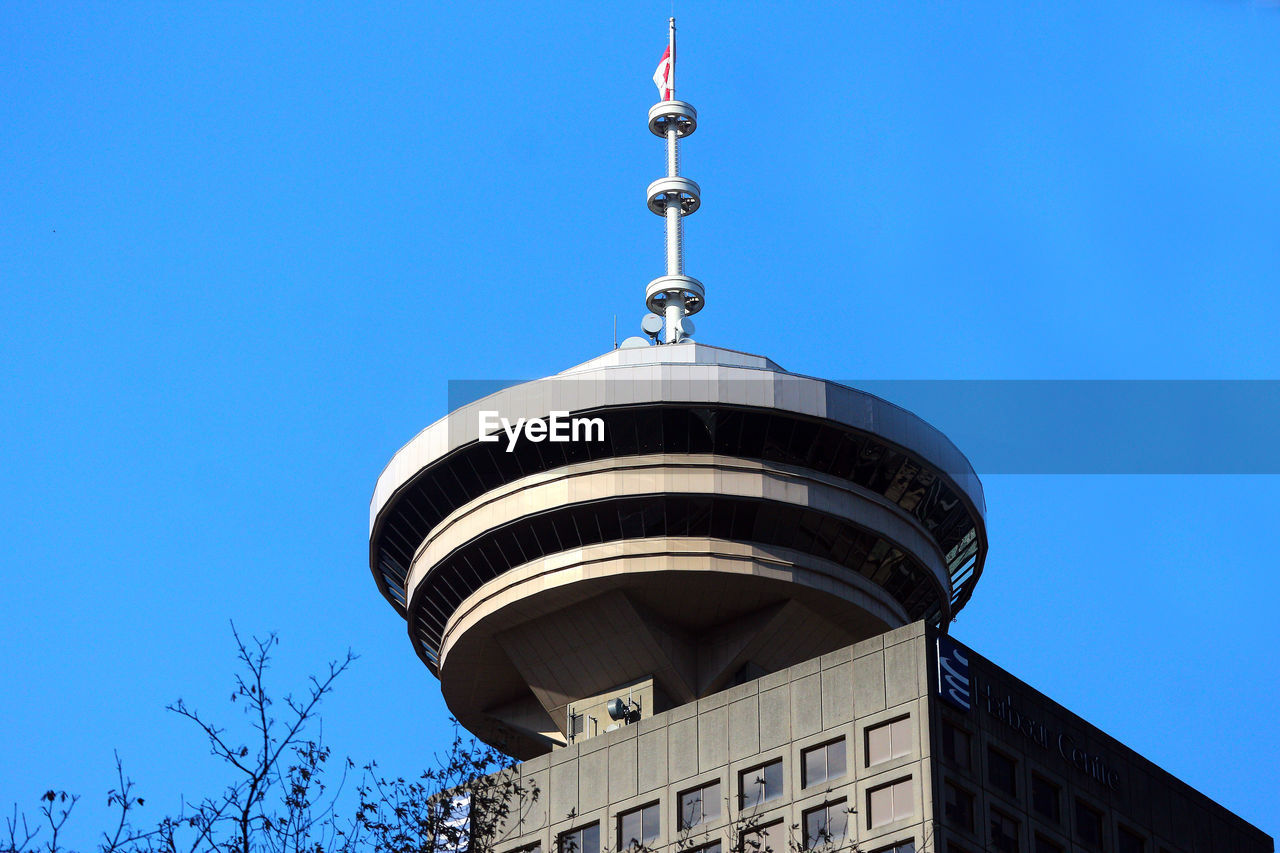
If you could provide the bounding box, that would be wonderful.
[646,17,704,344]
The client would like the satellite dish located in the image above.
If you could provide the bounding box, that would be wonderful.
[678,317,696,339]
[619,336,650,349]
[607,696,641,723]
[641,313,663,336]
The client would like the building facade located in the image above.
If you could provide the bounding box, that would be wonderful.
[474,623,1271,853]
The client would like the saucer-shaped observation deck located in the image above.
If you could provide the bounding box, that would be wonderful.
[368,343,986,758]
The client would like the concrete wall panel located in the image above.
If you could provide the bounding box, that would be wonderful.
[791,672,822,738]
[697,704,728,772]
[821,661,854,728]
[728,697,760,760]
[759,684,790,750]
[550,760,578,824]
[853,650,886,716]
[609,739,638,803]
[669,717,698,783]
[638,728,667,795]
[578,748,609,814]
[884,641,918,707]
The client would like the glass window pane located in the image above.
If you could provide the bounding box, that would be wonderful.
[804,746,825,787]
[826,740,846,780]
[869,786,892,828]
[739,767,760,808]
[583,823,599,853]
[681,790,701,829]
[944,781,973,831]
[620,812,639,848]
[991,811,1018,853]
[805,809,825,848]
[890,719,912,758]
[1076,800,1102,846]
[988,748,1016,796]
[763,760,783,801]
[642,805,659,845]
[702,783,721,822]
[742,823,777,853]
[868,724,891,766]
[1032,775,1059,822]
[943,723,971,769]
[892,778,914,821]
[827,805,847,841]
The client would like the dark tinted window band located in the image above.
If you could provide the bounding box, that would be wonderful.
[374,404,980,615]
[406,493,944,664]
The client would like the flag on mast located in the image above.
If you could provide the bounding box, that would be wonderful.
[653,45,672,100]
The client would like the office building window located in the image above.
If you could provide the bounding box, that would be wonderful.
[867,777,914,829]
[1034,834,1064,853]
[739,820,781,853]
[691,844,722,853]
[990,809,1019,853]
[941,722,971,771]
[618,803,660,849]
[740,759,784,808]
[803,738,847,787]
[679,780,722,830]
[1075,799,1103,849]
[867,716,913,766]
[559,823,600,853]
[803,800,849,849]
[509,843,542,853]
[1031,774,1060,823]
[946,845,972,853]
[987,747,1017,797]
[1118,827,1145,853]
[871,842,915,853]
[943,780,974,832]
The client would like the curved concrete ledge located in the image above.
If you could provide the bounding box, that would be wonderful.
[404,453,952,614]
[437,536,912,673]
[370,344,984,533]
[433,537,909,757]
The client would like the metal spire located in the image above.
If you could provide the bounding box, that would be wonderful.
[646,17,703,343]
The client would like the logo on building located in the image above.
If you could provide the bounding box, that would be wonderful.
[937,634,971,711]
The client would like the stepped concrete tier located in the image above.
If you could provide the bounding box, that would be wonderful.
[368,343,986,759]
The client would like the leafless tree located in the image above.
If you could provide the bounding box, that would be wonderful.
[2,627,530,853]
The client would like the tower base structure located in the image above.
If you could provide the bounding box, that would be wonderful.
[470,623,1274,853]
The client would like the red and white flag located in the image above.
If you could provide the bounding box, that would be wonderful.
[653,45,672,100]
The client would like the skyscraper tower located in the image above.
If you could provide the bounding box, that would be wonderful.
[366,25,1269,853]
[367,23,986,759]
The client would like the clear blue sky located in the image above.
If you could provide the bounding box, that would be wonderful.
[3,0,1278,846]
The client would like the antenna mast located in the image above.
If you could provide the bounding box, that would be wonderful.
[646,17,703,343]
